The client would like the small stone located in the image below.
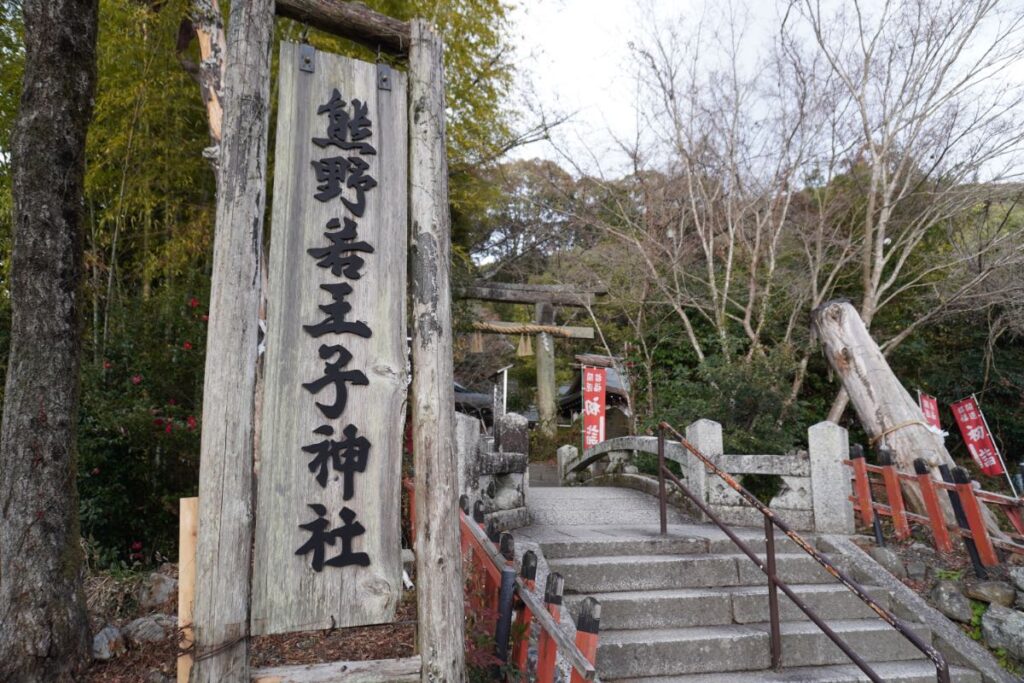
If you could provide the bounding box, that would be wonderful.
[124,614,176,646]
[929,581,973,623]
[1008,566,1024,592]
[138,572,177,609]
[145,673,173,683]
[868,546,906,578]
[905,560,928,581]
[295,638,315,650]
[981,603,1024,660]
[92,625,126,660]
[1015,591,1024,610]
[965,580,1016,607]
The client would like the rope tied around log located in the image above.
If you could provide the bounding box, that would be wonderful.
[869,420,931,447]
[472,321,575,338]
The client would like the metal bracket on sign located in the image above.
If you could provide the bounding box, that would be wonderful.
[299,43,315,74]
[377,62,392,91]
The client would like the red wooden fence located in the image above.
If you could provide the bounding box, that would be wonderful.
[404,479,600,680]
[845,456,1024,566]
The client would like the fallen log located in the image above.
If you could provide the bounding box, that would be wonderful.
[812,300,1004,537]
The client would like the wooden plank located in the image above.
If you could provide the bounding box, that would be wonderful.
[275,0,411,55]
[456,283,601,307]
[469,281,607,294]
[177,498,198,683]
[251,656,421,683]
[190,1,274,679]
[409,19,465,682]
[250,44,407,635]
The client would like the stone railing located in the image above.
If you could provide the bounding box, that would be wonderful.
[557,419,854,534]
[455,412,531,532]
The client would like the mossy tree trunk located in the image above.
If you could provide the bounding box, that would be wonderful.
[0,1,99,681]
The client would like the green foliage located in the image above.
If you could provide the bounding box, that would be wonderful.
[78,288,207,562]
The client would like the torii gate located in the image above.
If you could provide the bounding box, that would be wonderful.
[457,281,607,438]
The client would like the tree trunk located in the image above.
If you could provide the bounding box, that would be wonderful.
[409,19,466,682]
[812,301,1003,535]
[0,1,98,680]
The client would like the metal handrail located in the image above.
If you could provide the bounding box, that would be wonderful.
[656,422,950,683]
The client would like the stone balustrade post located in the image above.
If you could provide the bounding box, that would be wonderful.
[557,445,579,484]
[808,421,855,534]
[684,419,721,520]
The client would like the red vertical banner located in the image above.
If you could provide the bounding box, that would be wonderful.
[951,396,1004,476]
[918,392,941,430]
[582,367,606,450]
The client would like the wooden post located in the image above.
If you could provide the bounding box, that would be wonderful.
[537,573,563,683]
[535,302,557,439]
[178,498,198,683]
[914,459,953,553]
[513,551,537,672]
[409,18,465,682]
[570,598,601,683]
[191,1,273,680]
[878,450,911,540]
[849,446,874,526]
[953,468,999,567]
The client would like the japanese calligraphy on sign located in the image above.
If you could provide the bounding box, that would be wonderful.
[582,367,606,450]
[918,393,941,431]
[251,44,408,636]
[950,396,1004,477]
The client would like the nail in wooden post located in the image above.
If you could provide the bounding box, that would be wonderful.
[953,467,999,567]
[537,573,564,683]
[850,445,873,526]
[878,449,910,539]
[570,597,601,683]
[913,459,952,553]
[513,551,537,673]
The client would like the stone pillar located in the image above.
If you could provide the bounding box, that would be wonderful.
[685,419,721,519]
[495,412,529,454]
[808,421,855,534]
[455,412,481,505]
[535,302,557,439]
[557,444,578,483]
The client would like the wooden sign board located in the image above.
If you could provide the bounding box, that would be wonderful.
[251,43,407,635]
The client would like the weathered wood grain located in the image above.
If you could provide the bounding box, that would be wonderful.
[190,1,274,680]
[408,19,466,682]
[275,0,411,55]
[456,283,602,307]
[178,498,198,683]
[251,656,421,682]
[250,43,407,635]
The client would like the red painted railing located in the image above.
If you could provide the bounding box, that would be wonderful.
[845,453,1024,567]
[404,479,600,680]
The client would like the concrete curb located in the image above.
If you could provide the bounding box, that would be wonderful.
[817,534,1019,683]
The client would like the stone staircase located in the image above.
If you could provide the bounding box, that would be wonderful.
[518,488,980,682]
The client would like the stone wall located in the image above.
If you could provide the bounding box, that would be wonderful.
[454,412,531,532]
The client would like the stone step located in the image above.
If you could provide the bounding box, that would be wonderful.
[607,660,981,683]
[564,584,892,630]
[549,554,740,593]
[596,620,931,679]
[541,534,710,560]
[551,553,836,593]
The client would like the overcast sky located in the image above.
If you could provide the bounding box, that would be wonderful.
[506,0,1024,178]
[507,0,782,175]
